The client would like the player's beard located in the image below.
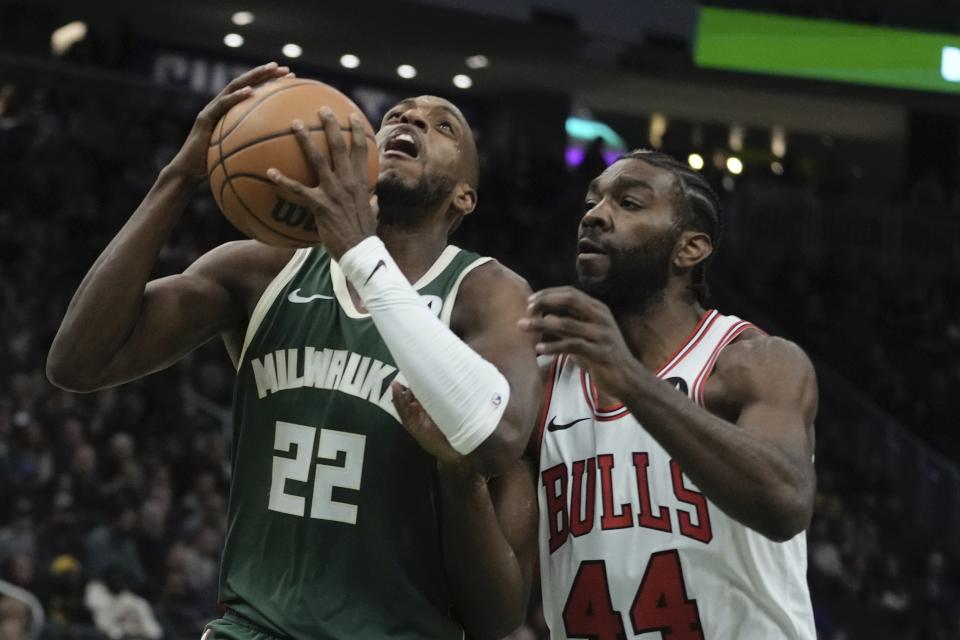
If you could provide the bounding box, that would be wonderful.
[577,225,680,314]
[375,170,455,228]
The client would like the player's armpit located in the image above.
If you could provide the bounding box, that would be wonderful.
[450,261,543,477]
[707,336,818,536]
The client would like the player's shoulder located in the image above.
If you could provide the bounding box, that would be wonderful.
[188,240,297,296]
[190,240,295,277]
[448,257,533,339]
[721,331,812,369]
[714,331,816,393]
[456,258,533,305]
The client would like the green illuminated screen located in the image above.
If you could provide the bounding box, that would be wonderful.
[695,7,960,95]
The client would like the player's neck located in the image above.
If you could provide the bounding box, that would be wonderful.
[377,223,449,284]
[615,291,707,372]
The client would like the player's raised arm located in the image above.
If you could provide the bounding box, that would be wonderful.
[46,63,290,392]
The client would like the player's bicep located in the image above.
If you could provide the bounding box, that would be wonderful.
[737,401,813,462]
[730,338,817,472]
[101,254,244,384]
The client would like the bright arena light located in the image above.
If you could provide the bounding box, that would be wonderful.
[649,113,668,149]
[231,11,255,26]
[688,153,705,171]
[397,64,417,79]
[282,43,302,58]
[728,124,745,153]
[224,33,244,48]
[339,54,361,69]
[51,21,87,57]
[466,54,489,69]
[942,46,960,82]
[453,74,473,89]
[771,126,787,158]
[726,156,744,175]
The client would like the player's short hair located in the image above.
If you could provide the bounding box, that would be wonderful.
[620,149,723,304]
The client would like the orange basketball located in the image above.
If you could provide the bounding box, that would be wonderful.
[206,77,379,247]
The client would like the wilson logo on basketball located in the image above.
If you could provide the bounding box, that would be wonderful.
[272,198,317,231]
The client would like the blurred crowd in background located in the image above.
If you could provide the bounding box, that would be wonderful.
[1,65,959,640]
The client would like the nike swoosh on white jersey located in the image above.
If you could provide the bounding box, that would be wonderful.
[288,288,334,303]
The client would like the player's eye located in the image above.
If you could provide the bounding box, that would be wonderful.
[386,112,400,121]
[584,200,597,211]
[438,120,453,132]
[621,199,643,210]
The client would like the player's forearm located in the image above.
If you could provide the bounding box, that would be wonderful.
[339,237,519,475]
[621,368,809,540]
[437,461,528,640]
[47,167,195,390]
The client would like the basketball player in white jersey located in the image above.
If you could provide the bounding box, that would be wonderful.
[518,150,818,639]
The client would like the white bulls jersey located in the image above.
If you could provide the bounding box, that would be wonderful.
[537,310,815,640]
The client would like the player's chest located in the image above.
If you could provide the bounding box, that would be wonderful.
[540,384,714,551]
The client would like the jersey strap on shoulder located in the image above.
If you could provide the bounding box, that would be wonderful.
[238,248,313,367]
[692,320,765,406]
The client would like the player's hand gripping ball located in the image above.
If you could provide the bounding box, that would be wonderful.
[206,77,379,247]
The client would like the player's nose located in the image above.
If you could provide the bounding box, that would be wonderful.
[397,109,429,132]
[580,199,612,231]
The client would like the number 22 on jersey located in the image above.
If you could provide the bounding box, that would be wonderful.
[268,421,366,524]
[563,551,703,640]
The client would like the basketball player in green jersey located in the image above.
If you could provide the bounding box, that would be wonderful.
[48,62,541,640]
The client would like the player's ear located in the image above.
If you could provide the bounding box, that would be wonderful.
[673,231,712,270]
[451,182,477,217]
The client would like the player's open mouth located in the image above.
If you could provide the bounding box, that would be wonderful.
[382,129,421,160]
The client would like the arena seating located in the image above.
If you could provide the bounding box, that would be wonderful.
[1,70,958,640]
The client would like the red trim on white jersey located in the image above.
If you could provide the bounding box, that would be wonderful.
[692,321,761,406]
[656,310,719,378]
[579,310,721,422]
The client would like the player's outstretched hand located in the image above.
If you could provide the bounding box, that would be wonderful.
[167,61,292,184]
[391,382,463,465]
[267,108,377,259]
[519,286,646,403]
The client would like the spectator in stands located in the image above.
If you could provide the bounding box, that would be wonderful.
[0,593,31,640]
[84,506,145,591]
[85,564,162,640]
[0,499,36,566]
[44,554,98,639]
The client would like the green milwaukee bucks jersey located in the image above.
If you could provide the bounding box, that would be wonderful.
[221,244,490,640]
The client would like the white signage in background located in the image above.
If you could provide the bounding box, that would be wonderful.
[151,52,250,95]
[942,46,960,82]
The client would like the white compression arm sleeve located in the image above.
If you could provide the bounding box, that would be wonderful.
[338,236,510,455]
